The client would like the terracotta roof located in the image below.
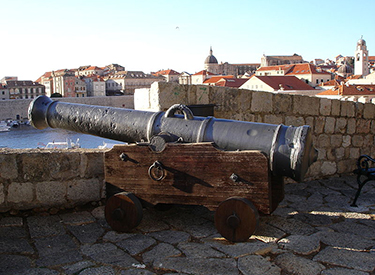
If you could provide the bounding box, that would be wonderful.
[316,89,340,96]
[153,69,180,76]
[253,76,315,90]
[203,75,235,84]
[319,77,345,87]
[317,84,375,96]
[193,70,216,76]
[84,66,103,71]
[215,78,248,88]
[258,63,330,75]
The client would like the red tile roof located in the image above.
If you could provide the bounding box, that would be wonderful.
[193,70,216,76]
[253,76,315,90]
[84,66,103,71]
[317,84,375,96]
[153,69,180,76]
[258,63,331,75]
[215,78,248,88]
[203,75,235,84]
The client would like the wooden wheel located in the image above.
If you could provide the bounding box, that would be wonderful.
[105,192,143,232]
[214,197,259,242]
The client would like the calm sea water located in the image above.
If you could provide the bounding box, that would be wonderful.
[0,125,124,149]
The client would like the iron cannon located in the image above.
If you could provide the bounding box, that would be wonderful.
[28,95,317,182]
[28,95,318,242]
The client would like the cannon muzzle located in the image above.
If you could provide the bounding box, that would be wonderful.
[28,95,317,181]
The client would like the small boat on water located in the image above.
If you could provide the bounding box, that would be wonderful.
[0,121,11,132]
[8,120,19,128]
[98,141,121,149]
[38,138,81,149]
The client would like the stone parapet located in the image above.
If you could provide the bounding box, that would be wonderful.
[135,82,374,181]
[0,148,105,212]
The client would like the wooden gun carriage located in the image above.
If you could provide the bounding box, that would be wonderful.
[28,96,317,242]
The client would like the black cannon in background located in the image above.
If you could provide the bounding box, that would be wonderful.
[28,95,317,242]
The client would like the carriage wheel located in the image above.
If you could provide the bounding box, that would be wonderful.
[214,197,259,242]
[105,192,143,232]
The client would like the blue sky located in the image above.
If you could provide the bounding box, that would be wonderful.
[1,0,374,80]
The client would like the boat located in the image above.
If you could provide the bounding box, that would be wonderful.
[0,121,11,132]
[98,141,122,149]
[7,120,19,128]
[38,138,81,149]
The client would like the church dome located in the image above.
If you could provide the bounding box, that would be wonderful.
[357,37,366,47]
[204,47,218,64]
[338,63,353,74]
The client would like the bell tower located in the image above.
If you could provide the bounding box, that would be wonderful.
[354,36,369,77]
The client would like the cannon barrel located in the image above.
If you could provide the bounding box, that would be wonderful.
[28,95,317,181]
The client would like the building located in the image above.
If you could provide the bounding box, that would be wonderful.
[36,72,54,97]
[105,71,164,95]
[204,47,259,76]
[152,69,180,83]
[103,64,125,75]
[255,63,332,87]
[74,77,87,97]
[1,76,18,84]
[240,75,315,94]
[179,72,192,85]
[354,37,370,77]
[191,70,216,85]
[5,80,45,99]
[51,70,77,97]
[0,84,9,100]
[83,75,106,97]
[76,66,104,77]
[260,54,304,67]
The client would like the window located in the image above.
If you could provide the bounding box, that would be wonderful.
[316,79,319,84]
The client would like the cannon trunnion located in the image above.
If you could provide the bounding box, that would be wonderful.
[28,95,318,242]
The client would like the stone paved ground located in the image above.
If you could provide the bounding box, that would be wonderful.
[0,176,374,275]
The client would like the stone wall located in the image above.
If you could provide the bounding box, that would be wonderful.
[0,95,134,121]
[135,82,375,181]
[0,148,105,212]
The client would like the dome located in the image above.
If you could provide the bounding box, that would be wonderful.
[337,61,353,76]
[204,47,218,64]
[357,37,366,47]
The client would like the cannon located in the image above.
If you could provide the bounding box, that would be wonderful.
[28,95,317,242]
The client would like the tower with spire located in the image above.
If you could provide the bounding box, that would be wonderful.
[354,36,370,77]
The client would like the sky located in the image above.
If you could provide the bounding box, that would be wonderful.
[1,0,374,81]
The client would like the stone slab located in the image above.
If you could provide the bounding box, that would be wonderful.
[117,234,157,255]
[153,257,238,275]
[275,253,325,275]
[314,247,375,272]
[238,254,281,275]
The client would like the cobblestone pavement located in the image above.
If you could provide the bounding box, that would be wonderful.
[1,176,375,275]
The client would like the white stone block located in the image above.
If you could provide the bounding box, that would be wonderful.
[134,88,151,111]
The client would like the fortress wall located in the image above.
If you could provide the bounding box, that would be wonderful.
[138,82,375,181]
[0,148,105,212]
[0,95,134,121]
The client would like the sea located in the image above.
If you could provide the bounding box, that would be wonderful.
[0,125,124,149]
